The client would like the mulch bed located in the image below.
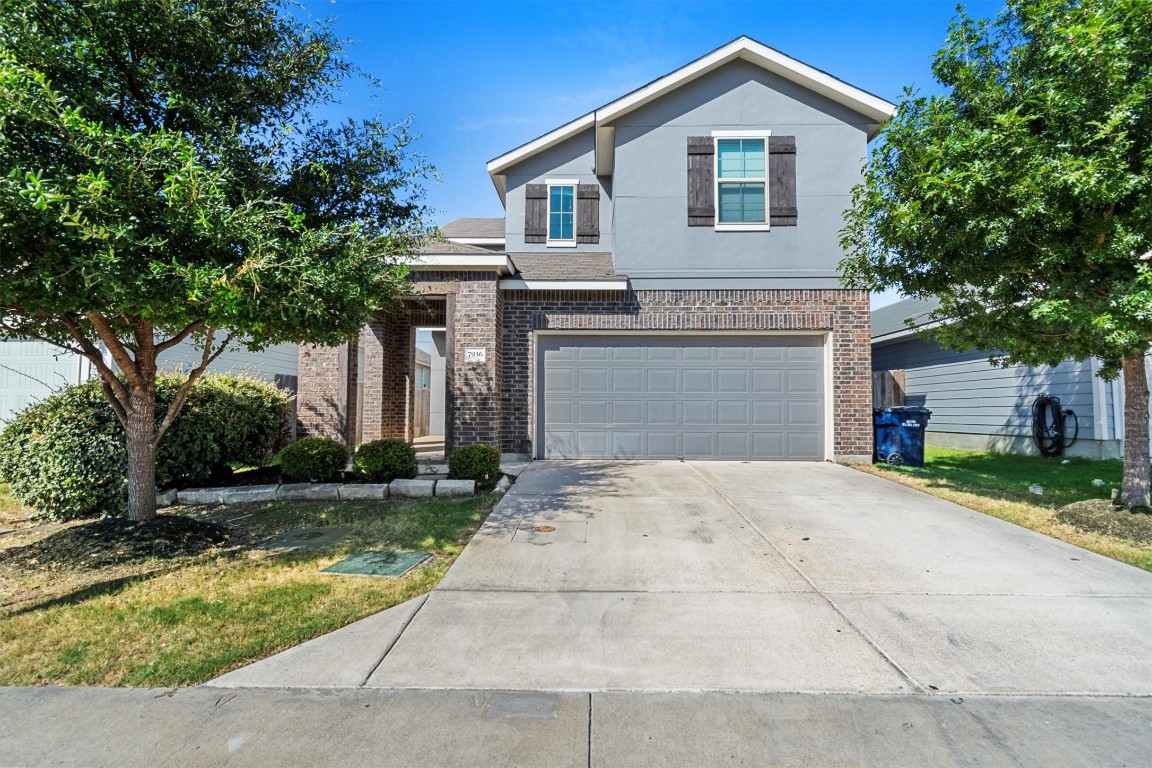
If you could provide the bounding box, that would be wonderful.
[0,515,230,571]
[1055,499,1152,545]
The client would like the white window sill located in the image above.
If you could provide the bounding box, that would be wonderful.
[546,241,578,248]
[714,224,771,232]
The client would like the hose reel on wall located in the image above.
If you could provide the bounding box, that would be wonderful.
[1032,394,1078,457]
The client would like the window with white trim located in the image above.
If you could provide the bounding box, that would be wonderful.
[547,181,576,245]
[715,134,768,228]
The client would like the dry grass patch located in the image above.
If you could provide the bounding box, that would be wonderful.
[857,446,1152,572]
[0,494,495,687]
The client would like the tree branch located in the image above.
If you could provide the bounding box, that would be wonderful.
[155,319,206,354]
[56,313,131,419]
[84,311,144,389]
[152,329,236,448]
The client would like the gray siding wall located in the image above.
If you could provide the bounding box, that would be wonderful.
[503,132,614,254]
[872,337,1098,441]
[157,339,298,383]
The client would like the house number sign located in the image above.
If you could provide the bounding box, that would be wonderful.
[464,347,487,364]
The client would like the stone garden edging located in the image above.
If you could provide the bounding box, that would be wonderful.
[157,478,476,508]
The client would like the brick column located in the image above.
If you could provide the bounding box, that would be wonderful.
[357,310,413,444]
[296,341,355,444]
[448,275,501,451]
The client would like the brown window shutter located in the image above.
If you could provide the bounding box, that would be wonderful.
[769,136,797,226]
[686,137,714,226]
[576,184,600,244]
[524,183,547,243]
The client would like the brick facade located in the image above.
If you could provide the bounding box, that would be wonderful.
[297,286,871,462]
[500,288,872,460]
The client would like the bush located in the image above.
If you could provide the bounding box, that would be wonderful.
[354,438,416,482]
[280,437,348,482]
[448,443,501,481]
[0,373,290,520]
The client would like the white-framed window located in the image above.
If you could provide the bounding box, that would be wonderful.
[546,179,577,246]
[713,130,770,231]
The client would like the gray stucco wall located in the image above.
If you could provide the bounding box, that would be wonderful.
[613,61,868,288]
[872,336,1119,458]
[499,60,872,288]
[503,132,614,254]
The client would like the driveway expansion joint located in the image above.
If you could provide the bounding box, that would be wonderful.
[685,462,930,695]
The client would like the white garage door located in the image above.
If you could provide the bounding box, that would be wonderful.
[538,334,825,460]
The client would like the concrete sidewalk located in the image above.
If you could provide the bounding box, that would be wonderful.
[2,686,1148,767]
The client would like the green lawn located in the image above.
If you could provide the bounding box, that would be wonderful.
[0,494,493,687]
[858,445,1151,571]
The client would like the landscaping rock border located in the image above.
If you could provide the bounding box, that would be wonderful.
[161,478,476,508]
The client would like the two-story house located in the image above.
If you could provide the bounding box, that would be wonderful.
[295,37,895,462]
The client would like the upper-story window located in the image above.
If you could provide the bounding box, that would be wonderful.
[547,181,577,246]
[524,180,599,245]
[714,132,769,229]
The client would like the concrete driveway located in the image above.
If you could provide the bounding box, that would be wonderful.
[216,460,1152,696]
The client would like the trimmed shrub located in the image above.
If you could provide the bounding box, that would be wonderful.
[448,443,501,482]
[354,438,416,483]
[280,437,348,482]
[0,373,290,520]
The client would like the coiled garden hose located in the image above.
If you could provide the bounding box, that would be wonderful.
[1032,394,1078,457]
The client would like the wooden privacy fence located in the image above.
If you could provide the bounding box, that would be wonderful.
[872,370,906,408]
[413,387,430,438]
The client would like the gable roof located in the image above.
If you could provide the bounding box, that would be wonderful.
[441,217,505,240]
[871,296,943,342]
[416,240,498,256]
[486,36,897,200]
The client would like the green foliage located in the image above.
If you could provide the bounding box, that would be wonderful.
[0,0,434,519]
[448,444,501,482]
[354,438,416,483]
[840,0,1152,372]
[280,437,348,483]
[0,374,289,520]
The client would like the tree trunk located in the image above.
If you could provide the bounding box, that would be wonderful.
[124,386,158,522]
[1120,353,1151,508]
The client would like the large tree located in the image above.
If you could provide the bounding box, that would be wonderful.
[0,0,434,520]
[841,0,1152,506]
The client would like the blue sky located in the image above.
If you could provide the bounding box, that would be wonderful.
[301,0,1006,317]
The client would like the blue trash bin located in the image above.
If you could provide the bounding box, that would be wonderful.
[873,407,932,467]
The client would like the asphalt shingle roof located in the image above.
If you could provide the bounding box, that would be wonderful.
[441,217,506,239]
[506,252,620,281]
[871,296,943,340]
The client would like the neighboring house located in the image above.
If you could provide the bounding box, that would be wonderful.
[0,337,300,426]
[297,36,895,461]
[872,297,1134,459]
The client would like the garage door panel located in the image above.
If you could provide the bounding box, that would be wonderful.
[612,432,644,457]
[578,368,609,392]
[682,432,714,455]
[787,369,820,394]
[578,400,609,424]
[612,400,644,424]
[540,335,825,460]
[788,401,821,426]
[612,368,643,392]
[717,369,750,393]
[647,370,678,393]
[682,400,713,424]
[682,369,713,393]
[646,432,680,457]
[717,432,750,457]
[647,400,678,424]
